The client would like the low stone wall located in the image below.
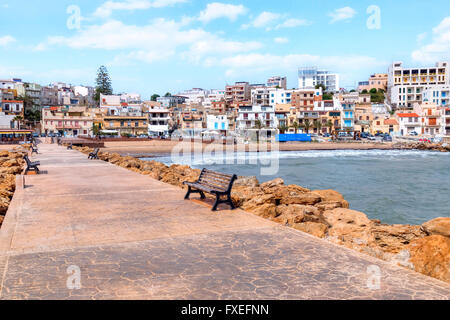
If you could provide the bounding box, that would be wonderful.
[0,147,28,226]
[73,145,450,283]
[393,142,450,152]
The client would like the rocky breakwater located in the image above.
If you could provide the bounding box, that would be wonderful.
[73,146,450,283]
[0,149,27,226]
[394,142,450,152]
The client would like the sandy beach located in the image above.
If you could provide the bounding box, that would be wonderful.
[100,140,394,156]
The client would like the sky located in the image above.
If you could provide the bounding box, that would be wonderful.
[1,0,450,98]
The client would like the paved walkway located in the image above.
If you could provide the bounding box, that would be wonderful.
[0,143,449,299]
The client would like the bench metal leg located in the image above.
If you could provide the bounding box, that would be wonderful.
[227,195,236,210]
[184,186,192,199]
[212,194,220,211]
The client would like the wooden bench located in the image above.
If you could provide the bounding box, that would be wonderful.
[24,155,40,174]
[88,148,99,160]
[184,169,237,211]
[67,143,73,150]
[31,145,38,154]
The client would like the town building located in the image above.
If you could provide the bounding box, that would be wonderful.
[298,67,340,92]
[267,76,287,89]
[147,103,170,137]
[157,95,186,108]
[422,85,450,107]
[236,105,276,134]
[414,102,442,136]
[396,113,421,136]
[387,61,449,108]
[41,106,102,137]
[225,82,251,102]
[206,114,229,134]
[340,102,355,132]
[1,100,24,116]
[358,74,388,92]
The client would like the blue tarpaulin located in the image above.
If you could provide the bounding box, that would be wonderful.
[276,134,312,142]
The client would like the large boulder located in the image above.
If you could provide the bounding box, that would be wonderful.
[280,192,321,206]
[234,176,259,188]
[370,224,426,253]
[231,186,264,207]
[323,208,372,227]
[248,203,278,219]
[241,193,276,211]
[312,189,349,209]
[422,218,450,238]
[407,235,450,283]
[293,222,328,238]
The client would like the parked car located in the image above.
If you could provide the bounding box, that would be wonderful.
[383,135,393,142]
[409,131,418,136]
[322,133,331,138]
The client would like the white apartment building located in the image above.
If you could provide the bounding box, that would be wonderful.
[298,67,340,92]
[268,88,295,106]
[422,85,450,107]
[177,88,209,105]
[206,115,229,132]
[236,105,276,131]
[396,113,421,136]
[202,90,225,108]
[387,61,449,108]
[148,105,170,136]
[443,107,450,135]
[267,76,287,89]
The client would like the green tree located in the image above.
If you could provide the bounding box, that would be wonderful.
[303,119,311,134]
[315,84,326,92]
[151,94,160,101]
[254,119,263,143]
[323,92,333,100]
[278,124,288,134]
[327,120,333,134]
[291,121,300,134]
[94,65,113,103]
[361,89,369,94]
[12,115,23,130]
[313,119,323,135]
[164,92,172,97]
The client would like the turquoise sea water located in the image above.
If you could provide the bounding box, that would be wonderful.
[144,150,450,225]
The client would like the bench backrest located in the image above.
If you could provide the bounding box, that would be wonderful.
[198,169,237,192]
[23,155,32,166]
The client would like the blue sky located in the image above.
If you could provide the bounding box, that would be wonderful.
[1,0,450,98]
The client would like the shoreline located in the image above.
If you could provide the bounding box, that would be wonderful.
[98,140,449,156]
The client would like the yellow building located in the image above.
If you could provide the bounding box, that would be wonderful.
[102,115,148,136]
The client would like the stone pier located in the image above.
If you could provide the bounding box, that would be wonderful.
[0,143,449,299]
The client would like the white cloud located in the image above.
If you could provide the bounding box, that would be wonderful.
[198,2,247,23]
[242,11,281,30]
[218,53,386,84]
[412,17,450,64]
[328,7,357,24]
[275,18,311,29]
[40,18,262,66]
[416,32,427,43]
[94,0,186,18]
[0,35,16,46]
[274,37,289,44]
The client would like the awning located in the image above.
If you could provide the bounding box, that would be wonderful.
[0,130,33,135]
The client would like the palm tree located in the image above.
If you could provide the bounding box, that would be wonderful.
[254,119,263,143]
[303,119,311,134]
[313,120,323,135]
[278,124,288,134]
[291,121,300,134]
[327,120,333,134]
[12,116,23,130]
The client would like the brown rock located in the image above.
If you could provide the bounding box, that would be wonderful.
[407,235,450,283]
[241,193,276,211]
[323,208,372,227]
[260,178,284,189]
[231,186,264,207]
[312,189,349,209]
[280,192,322,206]
[370,224,426,253]
[249,203,278,219]
[293,222,328,238]
[234,176,259,188]
[422,218,450,238]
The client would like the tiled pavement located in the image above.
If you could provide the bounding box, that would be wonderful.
[0,143,449,299]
